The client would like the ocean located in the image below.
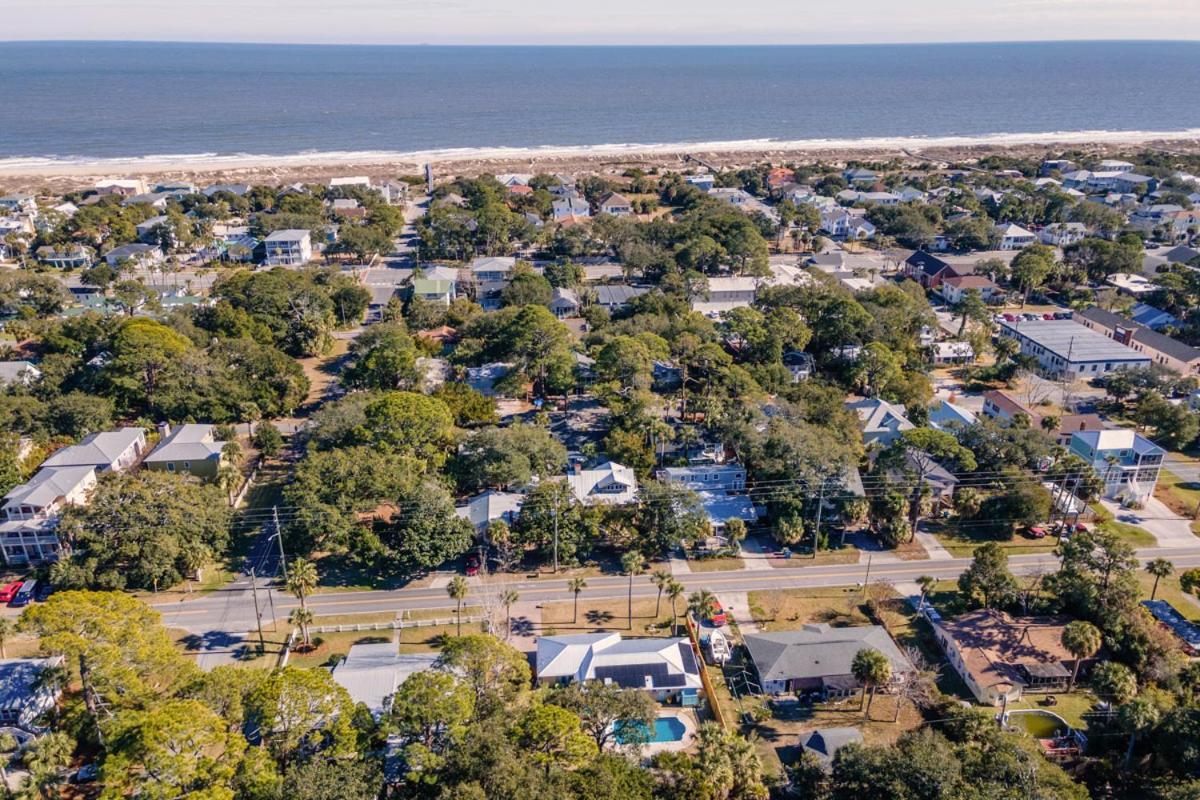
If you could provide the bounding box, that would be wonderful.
[2,40,1199,166]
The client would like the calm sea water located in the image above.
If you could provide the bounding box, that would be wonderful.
[2,40,1199,162]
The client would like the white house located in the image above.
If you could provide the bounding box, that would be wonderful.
[104,242,163,268]
[548,287,581,319]
[1069,429,1164,503]
[470,256,516,284]
[658,464,746,492]
[455,490,525,534]
[1,466,97,564]
[552,195,591,220]
[692,276,757,317]
[330,643,437,718]
[535,633,702,703]
[846,398,913,449]
[566,462,638,506]
[263,229,313,266]
[939,274,1001,305]
[0,361,41,388]
[994,223,1036,250]
[40,427,146,473]
[1039,222,1088,247]
[597,192,633,216]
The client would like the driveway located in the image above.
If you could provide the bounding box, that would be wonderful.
[1102,496,1198,548]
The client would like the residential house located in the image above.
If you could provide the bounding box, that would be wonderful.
[903,251,957,290]
[136,215,171,244]
[0,361,41,387]
[594,284,649,311]
[996,319,1149,378]
[821,208,876,240]
[1075,306,1200,376]
[548,287,581,319]
[1039,222,1088,247]
[0,194,36,215]
[860,191,901,206]
[465,362,514,397]
[566,461,638,506]
[994,223,1036,250]
[331,643,437,718]
[40,427,146,473]
[597,192,633,216]
[535,633,702,703]
[202,183,251,197]
[552,195,591,220]
[928,399,977,432]
[1113,173,1157,194]
[843,168,877,186]
[800,728,863,770]
[782,351,814,382]
[1098,159,1135,173]
[35,245,91,269]
[470,256,516,284]
[411,278,456,307]
[932,610,1084,705]
[0,657,66,732]
[692,276,757,317]
[1141,600,1200,656]
[331,198,367,219]
[104,242,162,269]
[1,466,96,564]
[932,341,975,365]
[658,463,755,533]
[455,490,524,535]
[685,174,716,191]
[743,624,913,698]
[846,398,914,449]
[329,176,371,190]
[262,229,313,267]
[939,274,1001,305]
[1069,429,1164,503]
[142,424,225,480]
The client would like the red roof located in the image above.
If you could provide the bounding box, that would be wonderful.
[942,274,998,289]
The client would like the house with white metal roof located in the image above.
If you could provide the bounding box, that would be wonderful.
[331,643,438,718]
[535,633,702,702]
[40,427,146,473]
[566,462,638,506]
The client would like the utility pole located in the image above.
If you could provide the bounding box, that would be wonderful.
[552,492,560,574]
[249,568,266,653]
[273,505,288,582]
[812,479,826,559]
[862,553,873,598]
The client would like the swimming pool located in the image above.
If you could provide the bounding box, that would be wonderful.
[614,716,687,744]
[1007,709,1071,739]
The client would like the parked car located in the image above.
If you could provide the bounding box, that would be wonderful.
[9,580,36,607]
[1024,525,1048,539]
[706,600,728,627]
[0,581,24,604]
[464,553,481,576]
[1043,313,1055,320]
[33,582,52,602]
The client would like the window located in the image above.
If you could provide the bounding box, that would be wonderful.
[166,462,175,472]
[183,462,191,470]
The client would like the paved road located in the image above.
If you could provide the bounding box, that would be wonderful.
[153,544,1200,635]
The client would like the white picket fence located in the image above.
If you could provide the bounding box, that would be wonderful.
[308,615,484,634]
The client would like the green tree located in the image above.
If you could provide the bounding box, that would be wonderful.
[500,588,520,640]
[568,577,587,624]
[452,423,567,493]
[279,758,380,800]
[253,424,284,458]
[667,579,685,636]
[20,731,73,800]
[501,265,554,308]
[915,575,936,612]
[246,666,356,762]
[952,288,991,337]
[1009,244,1056,305]
[548,680,656,749]
[20,592,193,741]
[448,575,470,636]
[342,322,420,391]
[53,471,231,591]
[358,391,456,466]
[1091,661,1138,705]
[1146,558,1174,601]
[1119,696,1162,770]
[851,648,893,716]
[285,558,318,620]
[1060,620,1102,691]
[288,607,314,649]
[688,589,718,625]
[621,551,643,630]
[439,634,532,719]
[957,542,1018,609]
[101,699,247,800]
[368,481,474,575]
[650,569,672,618]
[390,670,474,753]
[880,428,977,539]
[634,481,711,555]
[512,703,598,776]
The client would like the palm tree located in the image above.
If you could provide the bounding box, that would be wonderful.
[567,577,587,624]
[1119,697,1162,770]
[852,648,892,717]
[1146,558,1174,601]
[650,569,671,618]
[289,607,314,648]
[915,575,936,613]
[286,558,318,617]
[621,551,643,630]
[216,462,241,506]
[0,731,16,786]
[1061,620,1102,692]
[0,618,14,659]
[500,589,519,640]
[667,580,685,636]
[688,589,718,627]
[447,576,469,636]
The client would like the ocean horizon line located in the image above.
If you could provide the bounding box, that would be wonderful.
[4,128,1200,176]
[1,37,1198,49]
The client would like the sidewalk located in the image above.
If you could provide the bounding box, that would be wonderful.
[915,529,954,561]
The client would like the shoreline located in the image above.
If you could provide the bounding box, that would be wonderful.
[3,128,1200,191]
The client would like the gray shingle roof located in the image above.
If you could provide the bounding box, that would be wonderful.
[743,624,912,682]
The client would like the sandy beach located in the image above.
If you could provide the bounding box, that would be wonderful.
[3,129,1200,194]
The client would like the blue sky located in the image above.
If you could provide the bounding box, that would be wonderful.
[4,0,1196,45]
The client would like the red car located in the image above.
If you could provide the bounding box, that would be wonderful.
[706,600,728,627]
[1024,526,1048,539]
[464,554,481,576]
[0,580,23,604]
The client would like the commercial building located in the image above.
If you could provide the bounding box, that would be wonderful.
[1075,307,1200,376]
[996,319,1149,378]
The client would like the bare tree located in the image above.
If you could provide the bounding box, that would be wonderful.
[895,646,942,722]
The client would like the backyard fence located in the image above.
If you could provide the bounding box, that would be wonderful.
[686,614,728,729]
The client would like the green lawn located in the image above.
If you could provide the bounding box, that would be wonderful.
[927,519,1060,558]
[1155,469,1200,535]
[687,555,745,573]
